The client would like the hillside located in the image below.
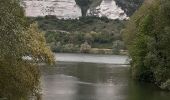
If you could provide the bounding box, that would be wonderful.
[29,16,127,54]
[24,0,144,54]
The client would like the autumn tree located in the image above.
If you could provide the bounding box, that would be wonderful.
[0,0,54,99]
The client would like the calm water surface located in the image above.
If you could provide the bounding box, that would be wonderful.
[41,53,170,100]
[54,53,129,64]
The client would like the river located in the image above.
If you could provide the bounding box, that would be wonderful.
[41,53,170,100]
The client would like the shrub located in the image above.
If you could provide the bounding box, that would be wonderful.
[63,44,75,52]
[160,79,170,90]
[80,42,91,53]
[112,40,124,54]
[50,42,62,52]
[84,33,94,44]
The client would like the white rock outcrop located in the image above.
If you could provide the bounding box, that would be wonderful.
[22,0,128,20]
[87,0,128,20]
[22,0,82,19]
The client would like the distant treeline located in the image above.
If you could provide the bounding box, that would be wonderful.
[29,16,127,54]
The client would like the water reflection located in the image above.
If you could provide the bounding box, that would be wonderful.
[42,74,78,100]
[55,53,129,64]
[127,81,170,100]
[95,83,124,100]
[41,61,170,100]
[41,62,129,100]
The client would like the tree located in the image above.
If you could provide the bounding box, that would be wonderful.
[84,33,93,44]
[112,40,124,54]
[80,42,91,53]
[0,0,54,99]
[123,0,170,90]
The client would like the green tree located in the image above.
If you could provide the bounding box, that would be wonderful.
[123,0,170,90]
[0,0,54,99]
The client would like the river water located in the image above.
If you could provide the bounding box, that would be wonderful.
[41,53,170,100]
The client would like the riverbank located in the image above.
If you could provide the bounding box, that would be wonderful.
[54,53,129,64]
[53,48,128,55]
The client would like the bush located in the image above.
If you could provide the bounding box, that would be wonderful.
[62,44,78,53]
[160,79,170,90]
[50,42,62,52]
[84,33,94,44]
[112,40,125,54]
[90,48,112,54]
[80,42,91,53]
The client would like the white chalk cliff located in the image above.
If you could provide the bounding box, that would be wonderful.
[22,0,82,19]
[87,0,128,20]
[22,0,128,19]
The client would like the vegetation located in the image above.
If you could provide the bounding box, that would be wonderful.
[123,0,170,90]
[29,16,125,34]
[80,42,91,53]
[0,0,54,99]
[29,16,127,54]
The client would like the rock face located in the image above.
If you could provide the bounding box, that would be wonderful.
[87,0,128,20]
[114,0,144,16]
[22,0,142,19]
[22,0,82,19]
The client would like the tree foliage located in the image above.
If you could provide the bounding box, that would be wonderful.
[0,0,54,99]
[123,0,170,89]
